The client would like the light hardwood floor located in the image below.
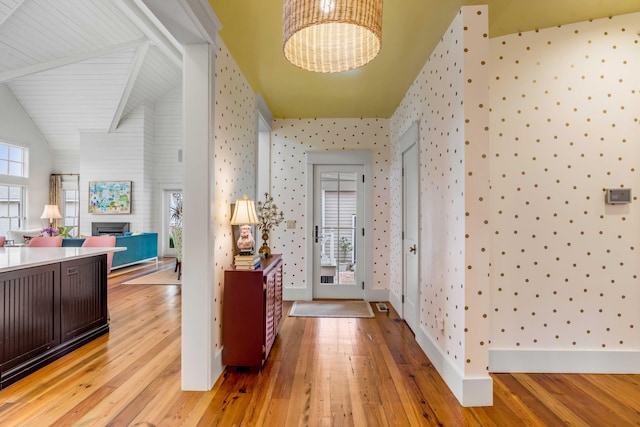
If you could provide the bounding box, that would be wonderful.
[0,259,638,426]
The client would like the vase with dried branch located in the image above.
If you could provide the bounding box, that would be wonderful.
[256,192,284,257]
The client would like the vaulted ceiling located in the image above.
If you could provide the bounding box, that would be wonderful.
[0,0,181,150]
[1,0,640,153]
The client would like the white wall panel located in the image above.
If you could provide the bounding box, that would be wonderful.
[489,12,640,358]
[79,105,145,235]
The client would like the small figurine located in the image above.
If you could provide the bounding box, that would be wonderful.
[237,224,255,253]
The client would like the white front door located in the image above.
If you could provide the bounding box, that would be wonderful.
[313,164,365,299]
[402,133,419,332]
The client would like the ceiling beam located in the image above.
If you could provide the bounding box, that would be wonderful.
[109,42,150,132]
[113,0,182,69]
[138,0,221,46]
[0,38,146,83]
[0,0,26,29]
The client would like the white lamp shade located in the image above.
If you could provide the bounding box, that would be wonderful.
[40,204,62,220]
[230,195,258,225]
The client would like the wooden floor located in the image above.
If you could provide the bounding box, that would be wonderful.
[0,258,638,426]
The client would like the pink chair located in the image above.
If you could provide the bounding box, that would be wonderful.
[82,235,116,274]
[0,236,5,247]
[27,236,63,247]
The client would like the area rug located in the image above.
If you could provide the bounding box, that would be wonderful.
[123,268,181,285]
[289,300,374,318]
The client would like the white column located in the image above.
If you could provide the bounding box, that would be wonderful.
[181,43,218,389]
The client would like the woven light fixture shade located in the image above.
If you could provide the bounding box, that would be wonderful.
[283,0,383,73]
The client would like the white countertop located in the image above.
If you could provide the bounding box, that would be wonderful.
[0,246,126,273]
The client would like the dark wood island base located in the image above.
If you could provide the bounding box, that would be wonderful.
[1,253,109,389]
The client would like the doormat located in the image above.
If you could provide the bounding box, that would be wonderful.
[123,268,181,285]
[289,300,374,318]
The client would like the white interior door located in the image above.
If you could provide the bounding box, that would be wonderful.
[313,164,364,300]
[403,140,419,331]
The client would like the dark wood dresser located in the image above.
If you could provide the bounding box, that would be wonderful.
[222,254,283,369]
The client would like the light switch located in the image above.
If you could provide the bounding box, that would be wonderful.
[286,220,296,229]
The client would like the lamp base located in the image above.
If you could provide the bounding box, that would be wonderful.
[258,243,271,257]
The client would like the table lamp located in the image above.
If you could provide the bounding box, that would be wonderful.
[40,204,62,235]
[230,194,259,254]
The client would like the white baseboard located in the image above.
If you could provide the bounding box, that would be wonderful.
[490,349,640,373]
[415,326,493,407]
[365,288,389,302]
[212,348,224,387]
[283,287,309,301]
[388,291,402,315]
[284,287,389,302]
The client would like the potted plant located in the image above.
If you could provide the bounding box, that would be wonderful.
[57,226,74,238]
[170,194,183,277]
[170,195,183,226]
[339,236,353,271]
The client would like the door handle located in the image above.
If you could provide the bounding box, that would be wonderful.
[409,245,416,254]
[314,226,319,243]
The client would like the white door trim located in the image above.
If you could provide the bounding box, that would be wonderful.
[305,150,372,301]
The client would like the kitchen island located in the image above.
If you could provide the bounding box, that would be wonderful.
[0,246,122,389]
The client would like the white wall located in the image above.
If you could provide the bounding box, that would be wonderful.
[488,12,640,372]
[142,102,155,233]
[390,5,640,406]
[51,149,80,174]
[153,86,183,253]
[212,40,258,354]
[0,84,53,229]
[390,6,492,406]
[270,118,391,296]
[79,104,152,235]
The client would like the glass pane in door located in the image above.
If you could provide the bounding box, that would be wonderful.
[320,171,357,286]
[169,191,182,252]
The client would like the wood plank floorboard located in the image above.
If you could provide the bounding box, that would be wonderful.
[0,258,638,426]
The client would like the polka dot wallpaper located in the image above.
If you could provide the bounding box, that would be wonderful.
[390,6,490,377]
[489,12,640,351]
[270,119,390,290]
[213,42,257,351]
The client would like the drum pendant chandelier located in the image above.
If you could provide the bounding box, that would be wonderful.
[282,0,383,73]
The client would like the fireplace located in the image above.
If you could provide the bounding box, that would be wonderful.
[92,222,130,236]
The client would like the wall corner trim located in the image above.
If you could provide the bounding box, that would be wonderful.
[415,326,494,407]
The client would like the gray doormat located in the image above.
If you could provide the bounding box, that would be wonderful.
[289,300,374,318]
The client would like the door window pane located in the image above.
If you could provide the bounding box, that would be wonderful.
[320,172,356,285]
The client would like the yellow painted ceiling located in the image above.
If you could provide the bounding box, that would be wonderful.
[209,0,640,119]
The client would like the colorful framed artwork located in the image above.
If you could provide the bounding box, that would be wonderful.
[89,181,132,214]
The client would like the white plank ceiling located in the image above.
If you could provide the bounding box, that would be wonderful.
[0,0,182,150]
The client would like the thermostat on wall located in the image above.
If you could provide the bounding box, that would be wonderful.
[606,188,631,204]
